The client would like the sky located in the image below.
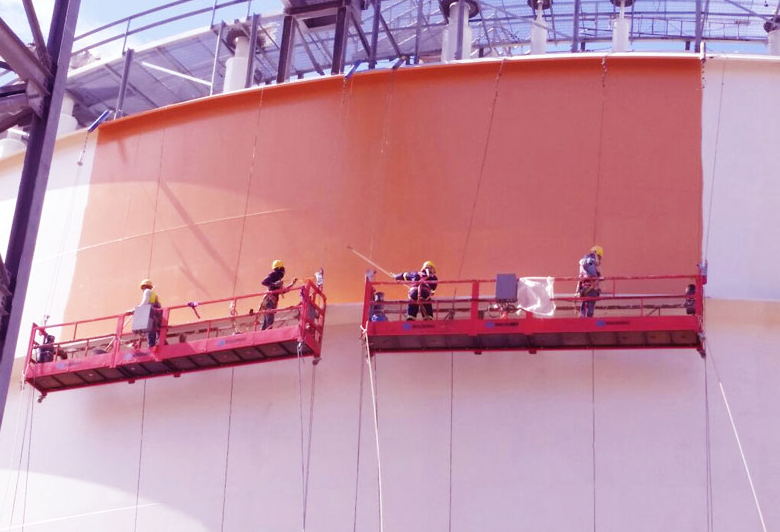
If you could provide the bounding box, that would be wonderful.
[2,0,282,58]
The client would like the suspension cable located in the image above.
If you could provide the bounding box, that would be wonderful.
[352,332,367,532]
[296,341,308,531]
[705,338,767,532]
[703,355,713,532]
[133,381,148,532]
[6,385,33,529]
[363,325,385,532]
[220,368,236,532]
[0,384,30,526]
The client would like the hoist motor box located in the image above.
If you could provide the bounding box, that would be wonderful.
[132,304,155,333]
[495,274,518,302]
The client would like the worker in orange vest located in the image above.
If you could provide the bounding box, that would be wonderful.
[393,261,438,320]
[576,246,603,317]
[139,279,162,347]
[259,260,297,330]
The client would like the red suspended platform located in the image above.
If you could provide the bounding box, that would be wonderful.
[24,281,326,395]
[362,274,704,355]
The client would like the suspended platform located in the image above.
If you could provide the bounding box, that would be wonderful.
[362,274,704,355]
[24,281,326,395]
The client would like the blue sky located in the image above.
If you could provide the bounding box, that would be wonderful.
[3,0,282,56]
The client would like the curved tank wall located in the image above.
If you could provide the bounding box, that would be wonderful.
[0,54,778,532]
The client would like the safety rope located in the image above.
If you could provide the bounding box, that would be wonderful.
[447,352,454,532]
[5,385,33,530]
[133,380,148,532]
[591,55,610,247]
[20,390,35,532]
[591,349,597,532]
[296,341,309,531]
[304,357,317,526]
[362,324,385,532]
[705,338,767,532]
[220,368,236,532]
[352,334,367,532]
[0,384,29,526]
[703,355,713,532]
[456,59,505,280]
[42,152,86,318]
[702,60,727,263]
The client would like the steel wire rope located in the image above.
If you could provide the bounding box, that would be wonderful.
[702,59,726,263]
[362,325,385,532]
[296,341,308,531]
[19,388,35,532]
[352,330,367,532]
[703,337,768,532]
[133,380,148,532]
[219,78,266,532]
[447,351,455,532]
[4,385,33,530]
[0,384,28,524]
[704,353,713,532]
[42,141,88,319]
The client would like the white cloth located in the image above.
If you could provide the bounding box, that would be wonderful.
[515,277,556,316]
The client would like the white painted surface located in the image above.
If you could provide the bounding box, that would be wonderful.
[0,132,97,360]
[701,56,780,300]
[1,301,778,531]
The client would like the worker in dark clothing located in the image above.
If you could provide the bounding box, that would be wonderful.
[685,284,697,315]
[394,261,438,320]
[576,246,603,317]
[260,260,296,330]
[139,278,162,347]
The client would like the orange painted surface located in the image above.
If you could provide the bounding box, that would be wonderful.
[66,56,702,319]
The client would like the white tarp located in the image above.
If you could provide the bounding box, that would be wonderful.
[516,277,556,316]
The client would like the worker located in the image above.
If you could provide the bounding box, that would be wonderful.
[393,261,438,320]
[576,246,603,318]
[685,284,697,315]
[260,260,297,330]
[370,291,388,322]
[139,279,162,347]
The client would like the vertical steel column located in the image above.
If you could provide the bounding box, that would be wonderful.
[455,0,466,60]
[245,13,259,88]
[210,21,225,95]
[694,0,703,52]
[369,0,382,68]
[276,15,296,83]
[0,0,82,428]
[413,0,424,64]
[331,6,349,74]
[571,0,581,52]
[114,48,133,118]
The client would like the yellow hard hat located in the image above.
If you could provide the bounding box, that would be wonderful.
[590,245,604,258]
[422,260,436,270]
[139,278,154,289]
[272,259,285,270]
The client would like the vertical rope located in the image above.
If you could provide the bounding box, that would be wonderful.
[591,349,597,532]
[447,352,455,532]
[706,339,767,532]
[704,356,713,532]
[7,386,33,529]
[456,59,505,278]
[303,363,317,526]
[1,385,30,526]
[296,342,307,531]
[133,381,148,532]
[19,393,35,532]
[363,327,384,532]
[146,126,166,277]
[352,335,367,532]
[220,368,236,532]
[703,60,726,262]
[591,56,609,245]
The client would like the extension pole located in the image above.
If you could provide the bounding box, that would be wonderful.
[347,246,394,278]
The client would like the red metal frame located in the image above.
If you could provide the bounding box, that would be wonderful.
[24,281,327,395]
[362,274,705,355]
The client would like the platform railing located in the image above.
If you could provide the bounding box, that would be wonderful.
[362,274,704,324]
[25,280,325,371]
